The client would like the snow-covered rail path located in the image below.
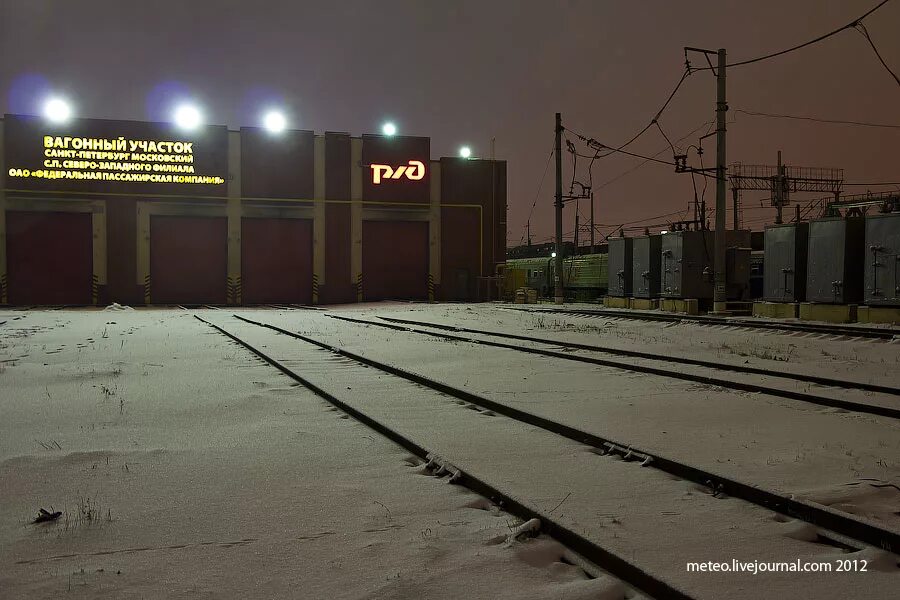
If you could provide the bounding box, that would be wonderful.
[330,314,900,418]
[246,307,900,522]
[200,310,900,599]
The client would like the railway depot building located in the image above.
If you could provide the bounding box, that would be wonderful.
[0,114,506,305]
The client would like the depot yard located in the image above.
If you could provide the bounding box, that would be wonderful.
[1,303,898,599]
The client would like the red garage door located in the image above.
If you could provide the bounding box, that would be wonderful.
[241,218,313,304]
[362,220,428,301]
[150,216,227,304]
[6,211,93,305]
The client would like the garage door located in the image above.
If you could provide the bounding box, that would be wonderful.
[150,215,227,304]
[362,220,428,301]
[6,211,93,305]
[241,218,313,304]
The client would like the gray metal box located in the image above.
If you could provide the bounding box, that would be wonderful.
[607,237,633,296]
[657,230,751,300]
[865,212,900,306]
[763,223,809,302]
[725,229,752,300]
[631,235,661,298]
[660,231,714,299]
[807,217,865,304]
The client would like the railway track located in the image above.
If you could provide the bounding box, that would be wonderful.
[222,313,899,555]
[327,315,900,421]
[194,314,689,599]
[196,312,899,597]
[375,316,900,397]
[501,306,900,341]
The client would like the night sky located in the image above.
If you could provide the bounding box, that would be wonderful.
[2,0,898,246]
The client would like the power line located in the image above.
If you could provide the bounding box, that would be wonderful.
[690,0,895,70]
[576,140,722,182]
[854,22,900,88]
[844,181,900,186]
[565,67,693,159]
[595,119,715,190]
[520,145,555,244]
[733,108,900,129]
[596,209,688,229]
[568,136,678,167]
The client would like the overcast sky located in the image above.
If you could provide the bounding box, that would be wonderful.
[2,0,898,245]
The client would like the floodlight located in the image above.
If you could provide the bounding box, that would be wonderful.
[173,103,202,130]
[43,97,72,123]
[263,110,286,133]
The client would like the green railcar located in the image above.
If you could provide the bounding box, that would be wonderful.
[505,253,608,300]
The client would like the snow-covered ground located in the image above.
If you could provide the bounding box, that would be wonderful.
[0,308,623,599]
[1,303,898,599]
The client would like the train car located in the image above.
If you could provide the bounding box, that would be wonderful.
[504,253,608,300]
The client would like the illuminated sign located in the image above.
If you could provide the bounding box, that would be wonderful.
[6,135,225,185]
[370,160,425,185]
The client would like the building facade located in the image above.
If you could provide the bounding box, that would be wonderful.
[0,114,506,305]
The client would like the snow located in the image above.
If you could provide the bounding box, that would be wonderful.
[1,304,898,599]
[0,309,621,599]
[289,304,900,511]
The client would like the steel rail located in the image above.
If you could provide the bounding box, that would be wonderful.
[499,306,899,340]
[376,316,900,397]
[193,315,691,600]
[327,315,900,421]
[233,313,900,553]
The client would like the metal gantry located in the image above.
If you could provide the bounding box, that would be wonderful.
[729,153,844,225]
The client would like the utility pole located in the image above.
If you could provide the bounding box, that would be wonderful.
[554,112,564,304]
[590,191,595,254]
[712,48,728,314]
[526,220,531,246]
[574,203,580,255]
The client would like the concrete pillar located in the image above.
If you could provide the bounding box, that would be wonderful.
[136,203,151,303]
[0,119,6,304]
[226,130,242,304]
[91,205,107,305]
[350,137,363,301]
[313,135,326,304]
[428,161,441,301]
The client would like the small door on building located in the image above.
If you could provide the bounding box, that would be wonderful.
[150,215,227,304]
[6,211,93,305]
[241,218,313,304]
[362,220,428,301]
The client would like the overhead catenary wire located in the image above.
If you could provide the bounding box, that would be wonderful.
[853,21,900,88]
[552,0,898,241]
[574,67,693,159]
[571,139,723,183]
[688,0,895,70]
[595,119,716,190]
[844,181,900,186]
[520,145,555,244]
[732,108,900,129]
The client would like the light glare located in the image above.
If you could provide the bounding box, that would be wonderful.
[382,122,397,136]
[173,104,202,130]
[263,110,286,133]
[44,97,72,123]
[459,146,472,159]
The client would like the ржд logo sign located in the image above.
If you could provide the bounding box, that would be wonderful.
[371,160,426,184]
